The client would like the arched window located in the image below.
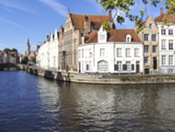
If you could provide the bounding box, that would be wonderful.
[126,34,131,42]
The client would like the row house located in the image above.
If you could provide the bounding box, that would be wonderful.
[136,14,159,74]
[78,26,143,74]
[155,9,175,74]
[37,28,59,70]
[136,8,175,75]
[0,51,18,64]
[58,10,115,72]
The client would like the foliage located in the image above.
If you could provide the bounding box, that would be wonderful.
[22,56,29,64]
[3,48,10,53]
[11,48,18,52]
[30,57,36,63]
[3,48,18,53]
[96,0,174,32]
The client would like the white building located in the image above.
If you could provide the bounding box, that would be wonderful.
[155,8,175,74]
[78,26,143,74]
[36,28,59,70]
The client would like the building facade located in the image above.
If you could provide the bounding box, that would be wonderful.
[58,10,115,72]
[78,26,143,74]
[155,8,175,74]
[37,29,59,70]
[136,14,160,74]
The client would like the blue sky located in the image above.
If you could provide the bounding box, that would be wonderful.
[0,0,166,54]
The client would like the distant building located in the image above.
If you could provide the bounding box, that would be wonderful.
[36,29,59,70]
[0,51,18,64]
[25,39,36,62]
[78,26,143,74]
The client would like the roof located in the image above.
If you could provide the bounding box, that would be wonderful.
[70,13,109,30]
[154,12,175,23]
[84,29,141,44]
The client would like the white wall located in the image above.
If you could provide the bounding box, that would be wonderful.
[158,23,175,74]
[78,42,143,74]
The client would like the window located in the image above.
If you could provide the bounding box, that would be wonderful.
[169,29,173,35]
[152,34,156,41]
[169,40,173,50]
[161,40,166,50]
[86,64,89,70]
[117,48,122,57]
[74,40,76,51]
[82,61,84,70]
[144,34,149,41]
[126,34,131,42]
[153,46,157,53]
[117,61,122,70]
[144,57,149,65]
[100,48,105,57]
[134,48,139,57]
[82,49,84,58]
[144,45,149,53]
[126,48,131,57]
[74,53,76,65]
[149,23,152,29]
[100,34,105,41]
[126,61,131,70]
[169,55,173,65]
[162,55,166,65]
[161,29,166,35]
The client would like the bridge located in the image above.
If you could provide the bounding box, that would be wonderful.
[0,63,27,71]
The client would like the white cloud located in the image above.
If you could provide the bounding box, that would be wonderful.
[39,0,67,17]
[0,0,36,14]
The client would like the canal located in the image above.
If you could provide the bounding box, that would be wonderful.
[0,71,175,131]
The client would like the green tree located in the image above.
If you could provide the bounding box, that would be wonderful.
[3,48,10,53]
[22,56,29,64]
[96,0,175,31]
[30,57,36,63]
[11,48,18,52]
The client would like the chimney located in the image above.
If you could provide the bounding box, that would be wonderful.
[84,16,89,35]
[55,28,58,40]
[47,35,50,41]
[160,7,163,15]
[50,32,53,42]
[108,10,112,22]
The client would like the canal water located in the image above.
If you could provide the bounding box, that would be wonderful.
[0,71,175,132]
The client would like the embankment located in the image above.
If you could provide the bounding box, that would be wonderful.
[26,66,175,85]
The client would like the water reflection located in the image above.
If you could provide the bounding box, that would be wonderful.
[1,72,175,131]
[37,80,175,131]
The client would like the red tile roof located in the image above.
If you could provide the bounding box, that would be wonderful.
[84,29,141,44]
[154,12,175,23]
[70,14,109,30]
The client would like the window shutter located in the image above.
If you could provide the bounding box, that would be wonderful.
[132,64,134,70]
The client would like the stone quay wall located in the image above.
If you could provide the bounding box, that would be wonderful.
[25,66,175,85]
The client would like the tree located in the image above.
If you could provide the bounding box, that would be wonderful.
[22,56,29,64]
[30,57,36,63]
[3,48,10,53]
[11,48,18,52]
[96,0,175,31]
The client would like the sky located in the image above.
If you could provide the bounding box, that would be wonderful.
[0,0,166,54]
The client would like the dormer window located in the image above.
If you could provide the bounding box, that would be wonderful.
[126,34,131,42]
[100,34,105,41]
[149,23,152,29]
